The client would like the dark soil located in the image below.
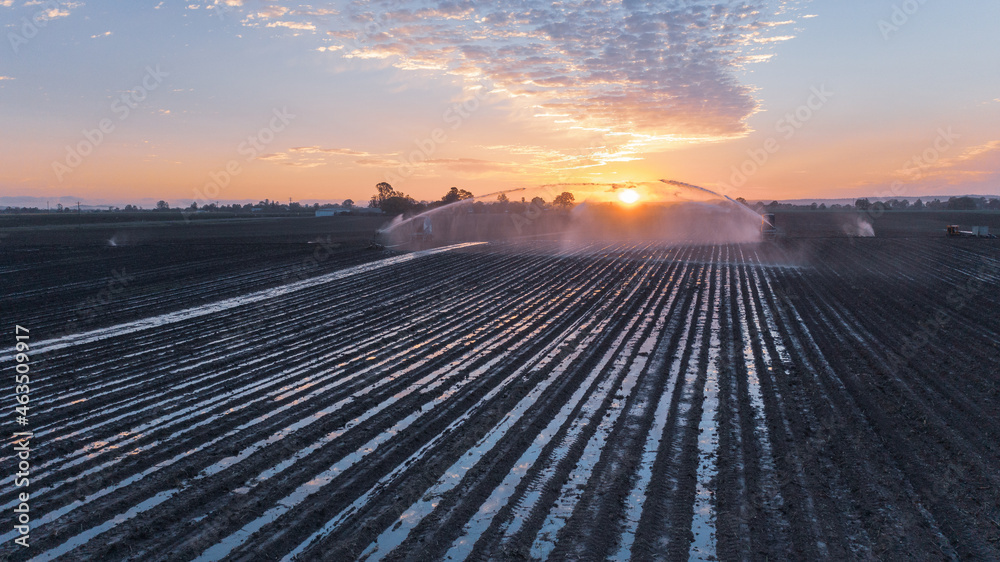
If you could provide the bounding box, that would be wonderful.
[1,213,998,561]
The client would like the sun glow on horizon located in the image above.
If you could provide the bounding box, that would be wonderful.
[618,188,640,205]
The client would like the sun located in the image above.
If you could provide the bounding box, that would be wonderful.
[618,188,640,205]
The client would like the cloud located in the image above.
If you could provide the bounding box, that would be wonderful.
[17,0,84,20]
[293,7,338,17]
[258,145,380,168]
[256,6,288,19]
[258,153,289,161]
[0,76,14,80]
[212,1,808,177]
[354,156,402,168]
[217,1,805,147]
[290,146,367,156]
[260,147,522,175]
[883,139,1000,190]
[317,0,807,144]
[266,20,316,31]
[39,7,70,19]
[951,140,1000,162]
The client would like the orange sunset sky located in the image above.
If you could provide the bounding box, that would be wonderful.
[1,0,999,207]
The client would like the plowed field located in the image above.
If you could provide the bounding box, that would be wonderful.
[2,231,999,560]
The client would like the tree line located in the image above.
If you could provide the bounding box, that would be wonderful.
[5,192,995,216]
[735,196,1000,212]
[367,182,576,216]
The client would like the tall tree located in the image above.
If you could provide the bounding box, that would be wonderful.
[369,182,398,208]
[442,187,474,203]
[368,182,415,215]
[553,192,575,208]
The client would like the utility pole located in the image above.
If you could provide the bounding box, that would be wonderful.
[77,201,81,213]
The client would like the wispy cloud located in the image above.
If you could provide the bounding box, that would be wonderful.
[317,1,807,142]
[220,1,806,147]
[258,145,378,168]
[197,1,813,179]
[266,20,316,31]
[257,6,289,19]
[38,7,70,20]
[882,139,1000,189]
[290,146,366,156]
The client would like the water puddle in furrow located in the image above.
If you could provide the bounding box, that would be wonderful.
[30,489,179,562]
[5,284,508,513]
[34,340,181,412]
[6,250,578,551]
[197,260,621,561]
[391,257,679,561]
[18,257,496,481]
[11,253,555,554]
[4,331,411,511]
[211,291,561,502]
[243,315,534,492]
[0,302,490,543]
[0,452,190,549]
[42,258,503,435]
[624,261,708,557]
[492,258,677,556]
[35,349,334,458]
[277,327,591,562]
[746,255,828,557]
[10,258,508,479]
[758,266,879,554]
[287,253,653,561]
[193,298,525,488]
[15,256,523,510]
[611,257,696,561]
[197,250,596,489]
[733,250,785,523]
[360,326,612,561]
[40,309,317,404]
[527,268,669,560]
[689,260,722,561]
[18,242,487,359]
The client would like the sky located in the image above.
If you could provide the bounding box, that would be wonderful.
[1,0,998,207]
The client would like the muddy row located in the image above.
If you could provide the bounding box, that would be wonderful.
[2,239,997,560]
